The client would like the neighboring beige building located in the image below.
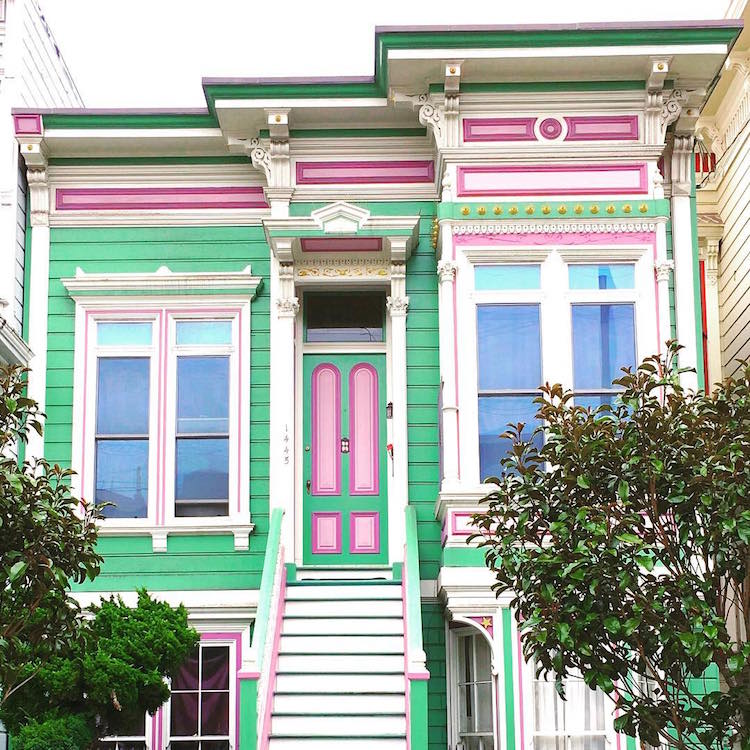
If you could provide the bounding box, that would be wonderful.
[697,0,750,384]
[0,0,81,366]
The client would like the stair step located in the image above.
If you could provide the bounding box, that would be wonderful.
[284,599,403,618]
[280,634,404,654]
[278,654,404,673]
[286,584,401,601]
[273,693,406,715]
[271,714,406,736]
[275,673,406,693]
[282,617,403,635]
[269,739,406,749]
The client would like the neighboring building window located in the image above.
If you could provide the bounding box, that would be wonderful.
[173,320,233,518]
[532,666,607,750]
[476,304,542,479]
[98,713,147,750]
[452,629,495,750]
[170,644,231,750]
[94,322,154,519]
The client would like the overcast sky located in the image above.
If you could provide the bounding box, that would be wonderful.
[40,0,735,108]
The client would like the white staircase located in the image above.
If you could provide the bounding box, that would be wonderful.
[267,580,407,749]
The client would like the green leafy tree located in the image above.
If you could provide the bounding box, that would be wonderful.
[0,365,101,706]
[473,344,750,750]
[1,590,199,746]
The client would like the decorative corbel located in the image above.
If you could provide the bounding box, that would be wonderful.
[660,89,687,139]
[647,58,672,92]
[391,90,460,149]
[670,134,694,197]
[26,168,49,227]
[726,52,750,79]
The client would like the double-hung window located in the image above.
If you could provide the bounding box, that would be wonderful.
[569,264,636,408]
[474,264,543,480]
[169,643,233,750]
[94,321,156,519]
[98,713,148,750]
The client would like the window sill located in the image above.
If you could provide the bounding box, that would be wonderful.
[96,521,255,552]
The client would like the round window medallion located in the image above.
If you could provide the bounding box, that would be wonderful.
[539,117,563,140]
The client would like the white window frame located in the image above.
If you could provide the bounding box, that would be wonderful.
[457,244,657,485]
[447,623,499,750]
[70,296,253,551]
[98,713,151,750]
[522,656,616,750]
[165,637,237,750]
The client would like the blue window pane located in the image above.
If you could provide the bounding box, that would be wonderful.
[576,394,616,410]
[477,305,541,390]
[478,396,540,479]
[177,356,229,434]
[572,304,636,389]
[175,438,229,515]
[96,358,150,435]
[95,439,148,518]
[569,264,635,289]
[475,265,541,290]
[97,321,152,346]
[176,320,232,345]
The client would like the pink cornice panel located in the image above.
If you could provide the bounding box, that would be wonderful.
[55,186,269,211]
[456,163,648,197]
[14,114,42,136]
[295,160,434,185]
[312,512,342,554]
[564,115,639,141]
[311,363,341,496]
[454,231,656,247]
[350,512,380,554]
[462,117,537,142]
[301,237,382,253]
[349,363,379,496]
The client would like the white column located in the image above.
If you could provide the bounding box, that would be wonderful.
[670,135,699,391]
[387,262,409,565]
[437,252,459,489]
[654,216,673,356]
[268,253,297,556]
[25,166,50,461]
[702,237,722,388]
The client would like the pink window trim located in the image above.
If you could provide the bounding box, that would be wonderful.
[450,510,477,536]
[456,163,648,197]
[300,237,383,253]
[349,363,380,496]
[350,511,380,554]
[81,307,242,528]
[311,363,342,496]
[55,186,269,211]
[199,632,242,750]
[564,115,639,141]
[295,159,435,185]
[462,117,537,142]
[311,511,342,554]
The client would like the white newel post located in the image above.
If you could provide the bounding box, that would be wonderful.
[269,250,298,556]
[387,260,409,564]
[25,164,50,461]
[670,135,699,391]
[437,255,459,488]
[702,236,722,388]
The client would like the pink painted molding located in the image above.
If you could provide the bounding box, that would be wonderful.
[300,237,382,253]
[311,512,342,554]
[450,510,477,536]
[260,570,287,750]
[56,186,269,211]
[295,159,435,185]
[457,163,648,197]
[454,230,656,247]
[565,115,639,141]
[14,113,42,135]
[462,117,536,142]
[311,363,341,496]
[349,363,379,496]
[200,631,243,750]
[350,511,380,554]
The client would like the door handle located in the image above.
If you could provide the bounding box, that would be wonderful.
[306,479,311,494]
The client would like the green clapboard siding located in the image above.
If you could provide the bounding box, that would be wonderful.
[406,210,442,580]
[46,226,270,592]
[422,601,448,750]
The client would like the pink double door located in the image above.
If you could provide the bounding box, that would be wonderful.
[302,354,388,565]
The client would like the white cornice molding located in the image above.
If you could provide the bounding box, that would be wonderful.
[47,163,261,184]
[291,183,438,202]
[61,265,262,298]
[50,210,268,228]
[455,89,646,111]
[0,318,33,366]
[441,144,665,162]
[451,220,658,235]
